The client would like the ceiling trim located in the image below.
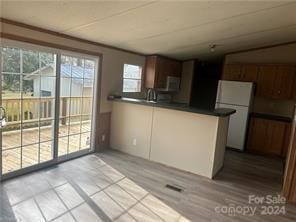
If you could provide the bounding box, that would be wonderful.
[0,32,103,57]
[226,40,296,56]
[0,17,146,57]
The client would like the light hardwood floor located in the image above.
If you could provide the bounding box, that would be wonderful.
[1,149,295,221]
[97,149,296,221]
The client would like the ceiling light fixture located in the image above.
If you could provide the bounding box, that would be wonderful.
[210,44,216,53]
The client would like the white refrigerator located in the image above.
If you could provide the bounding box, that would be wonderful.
[216,80,254,151]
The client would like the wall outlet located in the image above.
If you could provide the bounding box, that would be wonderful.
[101,134,106,142]
[132,138,137,146]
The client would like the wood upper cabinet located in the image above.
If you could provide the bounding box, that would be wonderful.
[222,64,258,82]
[256,66,277,97]
[145,55,181,89]
[145,56,157,89]
[240,64,258,82]
[222,64,241,81]
[247,117,291,157]
[273,66,295,99]
[222,63,295,100]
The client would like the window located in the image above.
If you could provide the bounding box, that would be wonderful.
[122,64,142,92]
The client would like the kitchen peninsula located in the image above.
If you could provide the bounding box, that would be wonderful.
[109,97,235,179]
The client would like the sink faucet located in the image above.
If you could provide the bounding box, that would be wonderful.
[147,88,157,102]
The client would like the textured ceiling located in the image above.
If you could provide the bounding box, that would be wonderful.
[1,1,296,60]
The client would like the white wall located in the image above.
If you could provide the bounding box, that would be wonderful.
[0,21,146,113]
[110,101,229,178]
[150,107,220,178]
[110,102,153,159]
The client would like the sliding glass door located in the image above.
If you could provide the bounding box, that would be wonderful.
[1,47,56,175]
[58,54,96,158]
[0,41,98,178]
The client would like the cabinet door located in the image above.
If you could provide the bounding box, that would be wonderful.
[145,56,157,88]
[256,66,277,97]
[155,57,182,89]
[240,65,258,82]
[248,118,289,156]
[273,66,295,99]
[268,121,287,156]
[222,64,241,81]
[247,118,268,152]
[167,59,181,77]
[155,57,167,89]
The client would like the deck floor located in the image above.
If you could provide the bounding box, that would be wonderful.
[2,121,91,174]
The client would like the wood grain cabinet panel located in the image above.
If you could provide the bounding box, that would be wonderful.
[222,64,241,81]
[145,56,157,89]
[268,121,287,156]
[145,55,181,89]
[256,66,277,97]
[247,118,269,153]
[222,64,295,100]
[273,66,295,99]
[240,65,258,82]
[247,117,290,157]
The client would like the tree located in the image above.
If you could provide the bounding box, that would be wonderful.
[2,47,53,92]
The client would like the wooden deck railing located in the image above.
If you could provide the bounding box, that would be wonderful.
[2,96,92,125]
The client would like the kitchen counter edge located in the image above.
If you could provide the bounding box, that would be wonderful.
[250,112,293,123]
[109,97,236,117]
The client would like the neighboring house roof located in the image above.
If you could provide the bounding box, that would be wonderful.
[25,64,94,87]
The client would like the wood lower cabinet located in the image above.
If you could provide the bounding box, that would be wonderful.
[247,117,291,157]
[145,55,181,89]
[247,118,269,153]
[269,121,288,156]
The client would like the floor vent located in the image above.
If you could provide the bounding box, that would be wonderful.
[165,184,183,192]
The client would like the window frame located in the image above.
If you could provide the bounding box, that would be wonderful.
[0,38,101,181]
[122,63,143,93]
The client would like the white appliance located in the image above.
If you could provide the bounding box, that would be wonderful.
[216,80,254,151]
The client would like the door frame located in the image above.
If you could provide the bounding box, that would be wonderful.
[0,38,102,181]
[56,50,100,162]
[283,105,296,203]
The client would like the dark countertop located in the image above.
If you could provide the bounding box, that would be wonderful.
[109,97,236,117]
[250,112,293,123]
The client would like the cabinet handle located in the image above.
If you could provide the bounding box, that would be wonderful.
[278,90,281,95]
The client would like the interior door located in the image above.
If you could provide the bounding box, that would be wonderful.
[1,46,56,176]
